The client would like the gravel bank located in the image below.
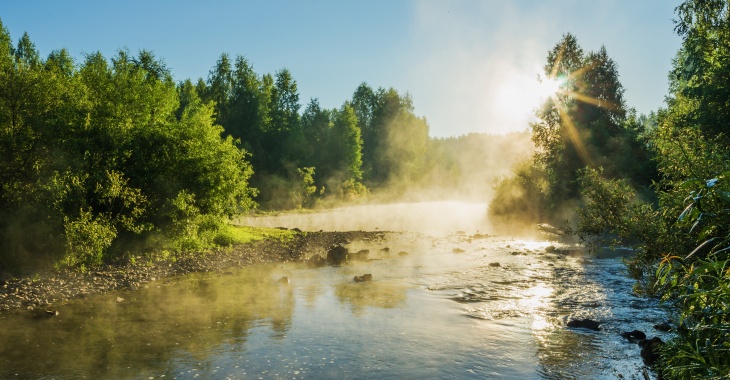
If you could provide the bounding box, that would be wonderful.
[0,230,385,314]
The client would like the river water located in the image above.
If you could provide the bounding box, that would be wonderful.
[0,202,671,379]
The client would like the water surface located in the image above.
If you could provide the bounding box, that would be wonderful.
[0,202,670,379]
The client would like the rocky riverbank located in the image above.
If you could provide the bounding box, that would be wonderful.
[0,230,385,314]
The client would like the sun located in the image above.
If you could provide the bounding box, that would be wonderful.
[490,70,565,131]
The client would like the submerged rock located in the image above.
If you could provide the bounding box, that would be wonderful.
[567,318,601,331]
[354,274,373,282]
[488,262,501,268]
[277,276,290,284]
[452,248,465,253]
[397,251,409,257]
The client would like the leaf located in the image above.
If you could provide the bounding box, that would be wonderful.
[679,203,695,221]
[717,190,730,203]
[680,178,704,190]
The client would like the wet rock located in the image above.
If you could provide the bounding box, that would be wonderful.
[545,246,557,253]
[653,322,672,332]
[472,233,489,239]
[354,274,373,282]
[326,245,348,265]
[277,276,290,284]
[380,247,390,252]
[510,251,521,255]
[488,262,501,268]
[350,249,370,261]
[639,337,665,365]
[452,248,465,253]
[397,251,409,257]
[621,330,647,343]
[307,254,327,268]
[567,318,601,331]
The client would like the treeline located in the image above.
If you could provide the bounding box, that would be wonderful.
[189,55,432,208]
[0,19,530,272]
[489,1,730,377]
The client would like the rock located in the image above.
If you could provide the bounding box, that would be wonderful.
[307,254,327,268]
[620,330,646,343]
[545,246,557,253]
[510,251,521,255]
[380,247,390,252]
[291,228,302,233]
[354,274,373,282]
[488,262,501,267]
[653,322,672,332]
[567,318,601,331]
[350,249,370,261]
[639,337,665,365]
[472,233,489,239]
[397,251,409,257]
[326,245,348,265]
[116,297,125,303]
[452,248,465,253]
[277,276,290,284]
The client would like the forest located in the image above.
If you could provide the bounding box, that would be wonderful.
[0,17,528,272]
[488,1,730,377]
[0,0,728,377]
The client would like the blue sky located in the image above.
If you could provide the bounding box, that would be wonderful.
[3,0,682,137]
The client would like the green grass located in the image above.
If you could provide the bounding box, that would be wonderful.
[213,224,298,247]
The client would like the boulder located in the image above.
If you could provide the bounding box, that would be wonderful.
[567,318,601,331]
[307,254,327,268]
[653,322,672,332]
[639,337,665,365]
[326,245,348,265]
[621,330,646,343]
[488,262,501,267]
[350,249,370,261]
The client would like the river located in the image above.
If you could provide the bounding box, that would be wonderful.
[0,201,671,379]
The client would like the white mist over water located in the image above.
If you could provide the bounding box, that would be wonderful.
[238,201,493,236]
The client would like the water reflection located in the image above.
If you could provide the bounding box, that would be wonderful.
[333,280,408,315]
[0,209,670,379]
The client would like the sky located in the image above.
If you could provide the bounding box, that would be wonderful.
[2,0,683,138]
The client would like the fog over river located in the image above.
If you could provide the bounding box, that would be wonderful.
[0,202,671,379]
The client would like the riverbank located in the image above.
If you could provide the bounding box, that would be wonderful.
[0,230,385,314]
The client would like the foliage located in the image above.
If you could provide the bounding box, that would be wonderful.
[0,22,257,270]
[489,33,654,226]
[566,1,730,377]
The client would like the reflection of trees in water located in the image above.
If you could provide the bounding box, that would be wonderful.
[333,280,408,315]
[0,264,296,378]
